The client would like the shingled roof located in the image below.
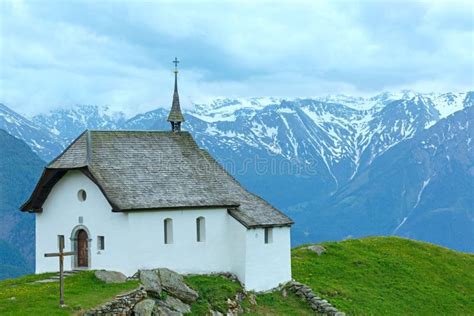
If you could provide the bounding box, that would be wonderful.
[21,130,293,228]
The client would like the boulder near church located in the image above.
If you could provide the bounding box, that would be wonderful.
[21,59,293,291]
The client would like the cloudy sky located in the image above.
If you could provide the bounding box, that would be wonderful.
[0,0,473,116]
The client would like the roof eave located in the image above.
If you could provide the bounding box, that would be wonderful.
[227,208,294,229]
[114,203,240,213]
[248,223,294,228]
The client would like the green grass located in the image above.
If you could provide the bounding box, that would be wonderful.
[242,291,314,316]
[185,274,314,315]
[292,236,474,315]
[185,275,243,314]
[0,271,138,315]
[2,237,473,315]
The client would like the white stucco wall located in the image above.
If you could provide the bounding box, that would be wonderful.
[36,170,129,274]
[36,170,292,291]
[243,227,292,291]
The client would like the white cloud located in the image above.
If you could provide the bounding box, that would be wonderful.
[0,0,472,116]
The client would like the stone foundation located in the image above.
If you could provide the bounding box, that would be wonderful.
[84,287,147,316]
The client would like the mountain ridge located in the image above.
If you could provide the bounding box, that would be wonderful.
[291,106,474,252]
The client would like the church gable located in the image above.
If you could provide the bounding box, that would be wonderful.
[41,170,111,214]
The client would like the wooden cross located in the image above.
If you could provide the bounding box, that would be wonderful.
[44,236,75,306]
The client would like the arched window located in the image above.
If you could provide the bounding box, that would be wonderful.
[164,218,173,244]
[264,227,273,244]
[196,217,206,242]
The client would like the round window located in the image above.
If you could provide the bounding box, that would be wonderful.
[77,189,87,202]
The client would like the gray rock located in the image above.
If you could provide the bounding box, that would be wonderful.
[306,245,326,256]
[301,287,312,294]
[249,294,257,305]
[153,305,182,316]
[94,270,127,283]
[235,292,246,302]
[140,270,163,297]
[133,298,155,316]
[227,298,242,314]
[335,312,346,316]
[156,268,198,303]
[157,295,191,313]
[210,310,223,316]
[325,306,338,312]
[310,303,319,310]
[311,300,323,306]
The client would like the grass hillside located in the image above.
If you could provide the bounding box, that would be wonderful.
[292,237,474,315]
[0,272,139,315]
[0,237,472,315]
[0,272,313,315]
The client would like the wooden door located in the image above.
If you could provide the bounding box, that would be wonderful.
[77,229,88,267]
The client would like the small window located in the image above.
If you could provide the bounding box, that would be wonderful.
[196,217,206,242]
[97,236,105,250]
[264,228,273,244]
[77,189,87,202]
[58,235,65,250]
[164,218,173,244]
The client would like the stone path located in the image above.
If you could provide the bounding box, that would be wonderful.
[33,270,81,283]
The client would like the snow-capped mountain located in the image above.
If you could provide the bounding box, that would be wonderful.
[291,106,474,252]
[185,92,468,190]
[11,90,472,192]
[33,105,126,144]
[0,103,62,160]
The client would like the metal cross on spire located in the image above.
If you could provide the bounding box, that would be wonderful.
[173,57,179,73]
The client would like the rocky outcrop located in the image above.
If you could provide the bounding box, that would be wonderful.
[86,268,196,316]
[140,270,163,297]
[152,305,182,316]
[133,298,155,316]
[138,268,198,304]
[156,268,199,304]
[86,269,344,316]
[95,270,127,284]
[157,295,191,314]
[288,281,345,316]
[131,295,191,316]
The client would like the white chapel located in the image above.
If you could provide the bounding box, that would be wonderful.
[21,60,293,291]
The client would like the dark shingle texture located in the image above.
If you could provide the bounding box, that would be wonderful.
[167,80,185,122]
[49,132,88,168]
[46,131,292,227]
[198,150,293,227]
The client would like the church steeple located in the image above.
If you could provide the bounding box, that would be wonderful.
[167,57,185,132]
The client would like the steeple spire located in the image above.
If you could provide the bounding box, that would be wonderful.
[167,57,185,132]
